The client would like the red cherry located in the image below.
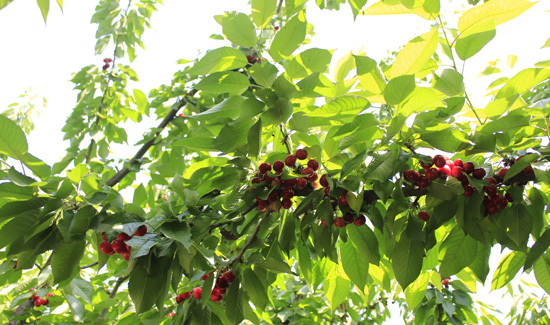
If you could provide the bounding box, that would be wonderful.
[486,177,497,185]
[100,241,115,255]
[472,168,486,179]
[307,159,319,171]
[453,159,463,167]
[321,219,328,227]
[201,272,213,281]
[211,293,223,302]
[295,149,308,160]
[417,177,430,189]
[463,185,475,197]
[420,160,433,169]
[354,215,366,226]
[267,191,279,203]
[282,198,292,209]
[285,155,297,167]
[491,194,505,207]
[274,26,280,31]
[273,160,284,172]
[282,178,296,188]
[102,64,110,71]
[246,54,255,64]
[450,166,463,178]
[418,211,430,222]
[324,186,330,196]
[487,204,500,214]
[308,173,318,182]
[320,174,329,187]
[522,165,534,175]
[101,232,107,242]
[432,155,446,168]
[338,195,348,207]
[301,167,314,176]
[334,217,346,228]
[344,212,354,224]
[40,298,49,306]
[438,165,451,177]
[463,161,475,174]
[425,168,439,180]
[259,162,271,174]
[251,177,262,185]
[111,240,126,254]
[484,184,497,197]
[498,168,508,179]
[193,287,202,299]
[282,188,294,199]
[176,294,185,304]
[181,291,192,299]
[505,192,513,202]
[216,277,228,288]
[46,293,53,297]
[117,232,132,241]
[122,251,131,261]
[257,199,269,210]
[34,299,42,307]
[296,177,308,189]
[223,271,235,282]
[404,170,421,183]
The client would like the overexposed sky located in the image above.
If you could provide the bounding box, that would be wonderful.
[1,0,550,322]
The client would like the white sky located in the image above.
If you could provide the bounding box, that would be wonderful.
[1,0,550,322]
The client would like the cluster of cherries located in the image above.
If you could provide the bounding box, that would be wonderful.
[102,58,113,71]
[405,154,534,217]
[28,288,53,307]
[99,225,147,260]
[442,277,451,289]
[175,270,235,304]
[252,148,318,211]
[246,54,264,64]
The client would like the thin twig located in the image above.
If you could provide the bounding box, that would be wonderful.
[276,0,283,14]
[80,262,99,269]
[280,124,292,155]
[105,89,197,187]
[230,211,271,266]
[97,275,129,322]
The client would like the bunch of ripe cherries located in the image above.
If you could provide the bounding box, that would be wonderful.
[175,270,235,304]
[99,225,148,260]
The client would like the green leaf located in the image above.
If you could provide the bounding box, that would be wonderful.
[160,222,192,250]
[65,277,94,304]
[433,69,465,96]
[128,256,170,314]
[354,55,386,94]
[249,61,279,88]
[286,48,334,79]
[420,127,469,153]
[262,98,293,125]
[188,47,248,75]
[126,234,161,260]
[404,272,430,310]
[247,118,262,158]
[525,228,550,270]
[400,87,443,116]
[133,89,149,116]
[187,96,244,121]
[0,115,28,159]
[242,268,269,310]
[469,242,491,282]
[52,239,86,284]
[362,0,438,20]
[0,0,16,10]
[458,0,536,35]
[304,96,369,119]
[393,236,424,290]
[387,28,439,78]
[491,251,526,290]
[481,114,530,134]
[535,255,550,295]
[252,0,277,28]
[36,0,49,22]
[439,227,477,278]
[66,164,90,184]
[173,137,214,151]
[496,68,550,99]
[323,263,350,311]
[384,75,416,106]
[221,12,257,47]
[340,240,369,291]
[455,19,496,61]
[349,0,367,19]
[57,206,94,242]
[0,212,37,249]
[214,118,254,153]
[64,294,85,322]
[225,278,244,324]
[195,71,250,95]
[365,149,398,182]
[258,257,292,273]
[269,11,307,62]
[501,204,532,248]
[347,223,380,265]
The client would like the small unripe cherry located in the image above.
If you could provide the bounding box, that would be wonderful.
[282,198,292,209]
[193,287,202,299]
[133,225,147,236]
[273,160,284,172]
[472,168,486,179]
[307,159,319,171]
[285,155,297,167]
[259,162,271,174]
[334,217,346,228]
[338,194,348,206]
[432,155,446,168]
[296,177,308,189]
[295,149,308,160]
[354,215,366,226]
[320,174,329,187]
[418,211,430,222]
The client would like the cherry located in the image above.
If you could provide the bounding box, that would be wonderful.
[101,232,107,242]
[418,211,430,222]
[320,174,329,187]
[216,277,228,288]
[324,186,330,196]
[296,177,308,189]
[223,271,235,282]
[267,191,279,203]
[308,173,318,182]
[321,219,328,227]
[450,166,463,178]
[301,167,314,176]
[295,149,308,160]
[282,178,297,188]
[39,298,49,306]
[417,177,430,189]
[117,232,132,241]
[103,58,113,63]
[486,177,497,185]
[282,198,292,209]
[522,165,534,175]
[201,272,212,281]
[111,240,126,254]
[246,54,255,64]
[487,204,499,214]
[193,287,202,299]
[354,215,366,226]
[274,26,280,31]
[263,174,274,185]
[344,212,354,224]
[273,160,284,172]
[484,184,497,197]
[211,293,223,302]
[491,194,505,207]
[122,251,131,261]
[425,168,439,180]
[463,185,475,197]
[338,194,348,206]
[334,217,346,228]
[472,168,486,179]
[307,159,319,171]
[181,291,192,299]
[281,188,294,199]
[100,241,115,255]
[34,299,42,307]
[102,64,110,71]
[176,294,185,304]
[463,161,475,174]
[404,170,421,183]
[257,199,269,210]
[438,165,451,177]
[505,192,513,202]
[284,155,297,167]
[46,293,53,297]
[433,155,446,168]
[498,168,508,179]
[453,159,463,167]
[420,160,433,169]
[259,162,271,174]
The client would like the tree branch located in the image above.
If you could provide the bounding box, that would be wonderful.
[80,262,99,269]
[105,89,197,187]
[230,210,271,266]
[97,275,129,322]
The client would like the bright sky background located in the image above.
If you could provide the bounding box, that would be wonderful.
[1,0,550,322]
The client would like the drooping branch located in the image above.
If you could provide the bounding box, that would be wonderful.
[230,210,271,266]
[105,89,197,187]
